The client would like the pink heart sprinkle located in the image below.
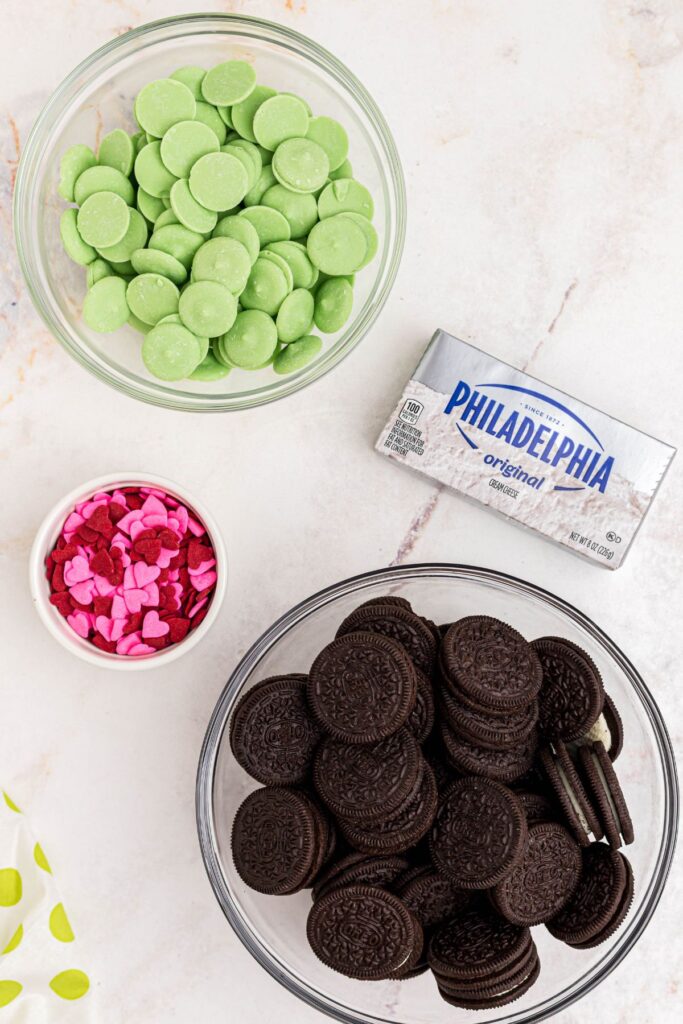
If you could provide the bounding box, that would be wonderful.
[64,512,85,533]
[141,494,167,518]
[188,516,204,537]
[69,579,96,605]
[172,505,189,535]
[67,611,90,638]
[94,575,116,597]
[188,558,216,576]
[142,581,159,606]
[95,616,115,641]
[129,520,149,541]
[189,596,209,618]
[128,642,156,656]
[157,548,175,569]
[142,513,168,530]
[192,570,217,593]
[111,532,132,550]
[82,498,108,518]
[111,594,127,619]
[124,589,147,614]
[142,610,170,639]
[117,632,141,656]
[117,509,145,536]
[63,555,94,586]
[133,562,160,588]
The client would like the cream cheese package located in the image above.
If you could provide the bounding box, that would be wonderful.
[376,329,675,568]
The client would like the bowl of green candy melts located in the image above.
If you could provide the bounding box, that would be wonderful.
[15,14,405,411]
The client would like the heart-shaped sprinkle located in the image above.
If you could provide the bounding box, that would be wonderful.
[142,610,170,639]
[63,555,94,586]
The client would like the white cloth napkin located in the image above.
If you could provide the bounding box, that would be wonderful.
[0,791,94,1020]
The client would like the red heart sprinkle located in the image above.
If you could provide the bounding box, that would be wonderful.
[93,595,113,617]
[123,611,143,635]
[92,634,117,654]
[51,543,78,564]
[77,524,99,544]
[109,501,127,523]
[188,540,212,569]
[87,505,114,536]
[145,635,169,650]
[134,538,162,565]
[158,528,180,550]
[167,617,191,643]
[51,564,67,592]
[90,549,115,577]
[50,592,73,616]
[191,607,208,628]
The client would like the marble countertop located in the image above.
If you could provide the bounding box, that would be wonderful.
[0,0,681,1020]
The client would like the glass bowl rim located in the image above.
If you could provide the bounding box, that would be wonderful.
[13,12,406,413]
[196,561,679,1024]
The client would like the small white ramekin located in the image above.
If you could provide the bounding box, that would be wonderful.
[28,472,227,670]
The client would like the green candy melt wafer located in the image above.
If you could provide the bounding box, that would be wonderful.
[192,237,251,294]
[135,78,196,137]
[262,185,318,237]
[273,334,322,374]
[130,248,187,286]
[134,142,177,199]
[189,152,249,212]
[276,288,315,343]
[83,276,129,332]
[179,280,238,337]
[160,119,219,178]
[126,273,179,325]
[220,309,278,368]
[170,179,218,234]
[253,94,310,151]
[201,60,256,106]
[97,208,147,264]
[76,191,130,249]
[60,208,96,265]
[190,351,232,380]
[240,256,290,316]
[231,85,276,143]
[317,178,374,221]
[238,205,290,247]
[194,101,227,144]
[272,138,329,194]
[86,259,114,288]
[58,144,96,201]
[73,165,134,206]
[306,116,349,172]
[170,65,206,101]
[98,129,135,177]
[314,277,354,333]
[212,215,260,263]
[142,322,202,381]
[306,214,368,275]
[149,224,204,269]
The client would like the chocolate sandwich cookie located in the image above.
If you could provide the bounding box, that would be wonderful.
[391,862,433,892]
[546,843,631,947]
[437,954,540,1009]
[313,728,422,822]
[313,855,410,902]
[492,822,581,926]
[435,938,537,997]
[577,741,634,848]
[515,789,559,824]
[387,910,425,978]
[440,720,538,784]
[573,692,624,762]
[570,855,634,949]
[229,674,322,786]
[406,670,435,744]
[428,905,532,980]
[440,683,538,751]
[336,604,438,675]
[307,884,417,980]
[338,761,438,854]
[311,851,370,901]
[540,742,603,845]
[441,616,543,713]
[357,595,413,611]
[308,631,417,743]
[231,786,319,895]
[398,869,475,930]
[532,637,604,742]
[430,777,527,889]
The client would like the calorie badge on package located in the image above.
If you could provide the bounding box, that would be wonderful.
[376,329,675,568]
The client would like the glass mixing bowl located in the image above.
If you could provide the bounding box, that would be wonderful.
[14,14,405,412]
[196,564,678,1024]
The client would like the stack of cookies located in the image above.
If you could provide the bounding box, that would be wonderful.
[230,597,635,1010]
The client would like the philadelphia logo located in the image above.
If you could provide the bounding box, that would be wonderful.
[443,381,614,494]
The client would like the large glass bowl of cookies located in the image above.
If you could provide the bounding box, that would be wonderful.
[196,564,678,1024]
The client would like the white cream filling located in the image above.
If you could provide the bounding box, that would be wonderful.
[556,761,590,836]
[593,753,622,834]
